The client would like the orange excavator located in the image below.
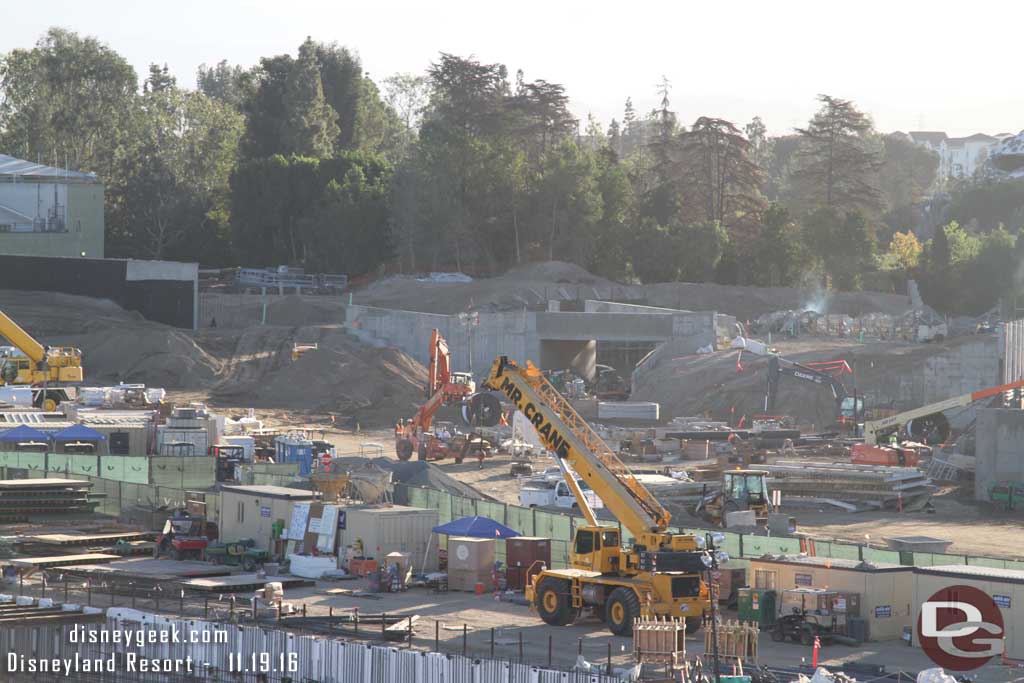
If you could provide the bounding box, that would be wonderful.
[394,329,501,462]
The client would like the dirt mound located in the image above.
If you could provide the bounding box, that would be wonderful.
[631,337,973,429]
[213,325,427,425]
[354,260,621,314]
[354,261,911,319]
[0,290,220,389]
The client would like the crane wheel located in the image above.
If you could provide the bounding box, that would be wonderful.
[43,397,58,412]
[605,587,640,636]
[396,439,414,461]
[685,614,702,634]
[536,577,576,626]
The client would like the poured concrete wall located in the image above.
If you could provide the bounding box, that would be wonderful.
[975,408,1024,501]
[344,304,717,380]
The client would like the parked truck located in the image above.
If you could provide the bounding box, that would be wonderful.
[519,476,604,511]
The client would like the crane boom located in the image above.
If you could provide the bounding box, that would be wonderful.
[862,377,1024,444]
[0,311,47,364]
[484,356,671,536]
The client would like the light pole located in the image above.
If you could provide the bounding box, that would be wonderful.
[701,531,729,683]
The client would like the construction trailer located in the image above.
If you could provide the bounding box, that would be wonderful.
[746,555,914,641]
[337,504,439,572]
[219,485,317,552]
[912,564,1024,660]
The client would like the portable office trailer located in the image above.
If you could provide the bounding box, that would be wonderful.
[913,564,1024,660]
[220,485,317,551]
[746,555,914,641]
[337,504,439,571]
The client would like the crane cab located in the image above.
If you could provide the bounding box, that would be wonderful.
[570,526,621,574]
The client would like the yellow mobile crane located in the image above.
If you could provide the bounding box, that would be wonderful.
[0,310,83,410]
[484,356,717,636]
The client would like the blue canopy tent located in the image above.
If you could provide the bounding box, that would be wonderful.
[51,424,106,442]
[432,516,520,538]
[0,424,49,443]
[52,424,106,454]
[424,516,520,573]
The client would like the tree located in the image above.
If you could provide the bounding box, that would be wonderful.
[144,63,175,93]
[535,140,602,263]
[678,220,729,282]
[383,73,429,135]
[230,153,391,270]
[587,148,633,279]
[944,178,1024,234]
[197,60,256,110]
[107,85,244,260]
[744,116,772,171]
[675,116,765,230]
[750,203,806,286]
[791,95,884,214]
[887,231,922,270]
[280,38,339,158]
[803,207,876,289]
[878,134,939,238]
[0,28,137,174]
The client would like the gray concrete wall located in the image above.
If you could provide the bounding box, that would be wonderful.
[975,408,1024,501]
[345,305,717,381]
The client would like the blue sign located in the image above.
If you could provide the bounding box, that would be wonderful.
[260,506,271,518]
[338,510,347,530]
[794,573,813,586]
[875,605,892,618]
[994,594,1011,608]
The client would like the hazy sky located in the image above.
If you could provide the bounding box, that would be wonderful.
[4,0,1022,138]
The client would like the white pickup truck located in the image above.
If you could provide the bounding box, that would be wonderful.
[519,477,604,511]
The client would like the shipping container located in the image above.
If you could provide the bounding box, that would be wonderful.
[506,536,550,569]
[337,505,440,572]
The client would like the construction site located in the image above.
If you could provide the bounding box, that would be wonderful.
[0,259,1023,683]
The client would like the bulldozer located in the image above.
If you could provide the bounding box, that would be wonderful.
[696,469,774,527]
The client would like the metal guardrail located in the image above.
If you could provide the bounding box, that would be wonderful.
[236,268,348,291]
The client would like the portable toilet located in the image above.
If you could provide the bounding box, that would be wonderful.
[275,433,314,476]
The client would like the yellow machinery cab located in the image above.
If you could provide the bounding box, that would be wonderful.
[570,526,622,574]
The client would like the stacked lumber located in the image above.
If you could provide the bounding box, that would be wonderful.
[762,460,936,511]
[0,479,98,520]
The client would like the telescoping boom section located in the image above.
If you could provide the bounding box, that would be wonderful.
[484,356,714,636]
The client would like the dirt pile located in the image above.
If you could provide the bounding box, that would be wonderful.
[354,260,912,319]
[0,290,220,388]
[213,325,426,425]
[354,261,620,314]
[631,337,979,429]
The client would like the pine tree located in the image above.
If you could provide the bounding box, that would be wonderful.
[281,38,340,158]
[791,95,883,214]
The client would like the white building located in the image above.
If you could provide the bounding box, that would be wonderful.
[906,131,1014,183]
